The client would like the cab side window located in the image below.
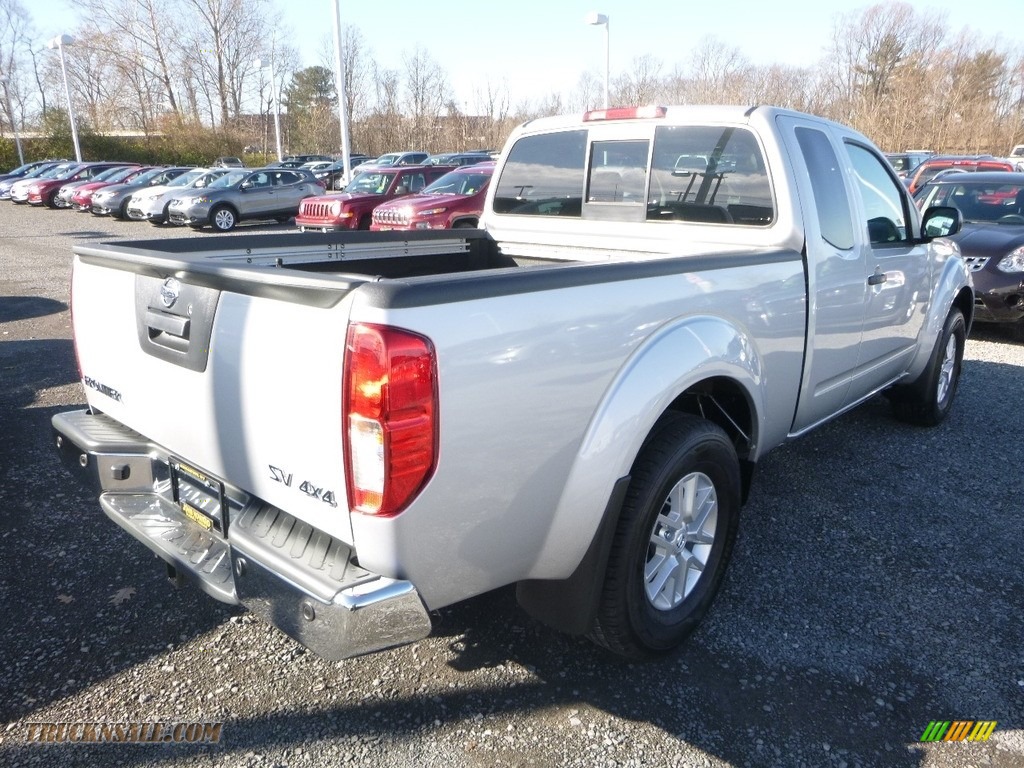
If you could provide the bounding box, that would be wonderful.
[795,127,855,250]
[845,142,910,246]
[647,125,773,226]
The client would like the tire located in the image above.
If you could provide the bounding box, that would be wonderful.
[210,205,237,232]
[358,215,371,230]
[45,191,59,209]
[453,220,477,229]
[890,308,965,426]
[588,413,741,659]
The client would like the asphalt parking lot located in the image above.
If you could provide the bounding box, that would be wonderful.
[0,203,1022,768]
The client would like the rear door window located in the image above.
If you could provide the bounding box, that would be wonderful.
[492,130,586,217]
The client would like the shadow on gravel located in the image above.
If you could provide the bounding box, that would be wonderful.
[969,323,1023,345]
[0,296,68,324]
[0,338,78,412]
[63,230,120,239]
[1,355,1020,767]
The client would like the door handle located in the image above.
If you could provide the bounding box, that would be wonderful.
[868,271,887,286]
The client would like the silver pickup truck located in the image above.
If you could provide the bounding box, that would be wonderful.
[53,105,972,661]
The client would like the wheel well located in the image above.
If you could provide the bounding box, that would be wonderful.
[210,202,237,216]
[451,218,478,228]
[662,377,756,501]
[953,285,974,333]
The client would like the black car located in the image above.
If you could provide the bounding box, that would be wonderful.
[914,171,1024,339]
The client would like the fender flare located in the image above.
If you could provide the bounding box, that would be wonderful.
[521,315,765,588]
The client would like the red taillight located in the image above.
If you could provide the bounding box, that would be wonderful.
[343,323,437,516]
[583,105,667,122]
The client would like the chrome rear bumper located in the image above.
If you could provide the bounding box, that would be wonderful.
[52,409,432,660]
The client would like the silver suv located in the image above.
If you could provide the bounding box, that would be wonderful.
[167,167,324,231]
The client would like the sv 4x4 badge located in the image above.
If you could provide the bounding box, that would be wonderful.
[268,465,337,507]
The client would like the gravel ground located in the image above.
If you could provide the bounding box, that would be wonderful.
[0,203,1021,768]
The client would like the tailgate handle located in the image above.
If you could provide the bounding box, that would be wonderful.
[146,309,191,339]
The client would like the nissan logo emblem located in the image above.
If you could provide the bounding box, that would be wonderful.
[160,277,181,308]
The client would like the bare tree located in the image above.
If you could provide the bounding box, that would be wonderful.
[76,0,185,122]
[612,54,663,106]
[0,0,32,131]
[181,0,272,126]
[401,46,450,148]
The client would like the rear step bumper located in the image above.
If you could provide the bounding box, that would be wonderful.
[52,409,432,661]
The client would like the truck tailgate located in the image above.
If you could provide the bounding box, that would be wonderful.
[71,252,356,544]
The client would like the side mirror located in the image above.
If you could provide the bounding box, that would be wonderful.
[920,205,962,239]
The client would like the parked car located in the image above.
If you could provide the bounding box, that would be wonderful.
[914,171,1024,338]
[283,154,333,165]
[363,151,429,168]
[27,162,129,208]
[370,162,494,231]
[212,156,245,168]
[0,161,68,200]
[314,156,373,190]
[907,156,1015,195]
[70,166,156,212]
[0,159,59,184]
[55,164,140,208]
[884,150,933,183]
[300,161,334,175]
[91,167,194,218]
[295,164,454,231]
[126,167,230,225]
[8,162,81,203]
[166,167,324,231]
[421,152,493,167]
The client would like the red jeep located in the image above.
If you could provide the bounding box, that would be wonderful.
[295,165,454,231]
[370,162,494,231]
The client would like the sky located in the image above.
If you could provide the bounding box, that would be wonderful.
[25,0,1024,110]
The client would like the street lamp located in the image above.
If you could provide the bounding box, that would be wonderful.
[331,0,353,187]
[585,12,610,110]
[254,57,283,162]
[47,34,82,162]
[0,75,24,166]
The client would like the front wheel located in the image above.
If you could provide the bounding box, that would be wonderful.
[210,205,237,232]
[588,413,741,659]
[890,308,965,426]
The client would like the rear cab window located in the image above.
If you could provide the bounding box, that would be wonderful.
[492,123,774,226]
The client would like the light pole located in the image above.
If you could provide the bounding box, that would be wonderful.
[585,12,610,110]
[48,34,82,162]
[331,0,352,187]
[254,57,283,162]
[0,75,24,166]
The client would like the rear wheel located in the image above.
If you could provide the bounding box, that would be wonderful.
[890,308,965,426]
[588,413,741,659]
[210,205,237,232]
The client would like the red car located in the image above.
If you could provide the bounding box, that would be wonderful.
[70,166,156,212]
[370,162,494,231]
[295,165,454,231]
[26,162,124,208]
[907,156,1015,195]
